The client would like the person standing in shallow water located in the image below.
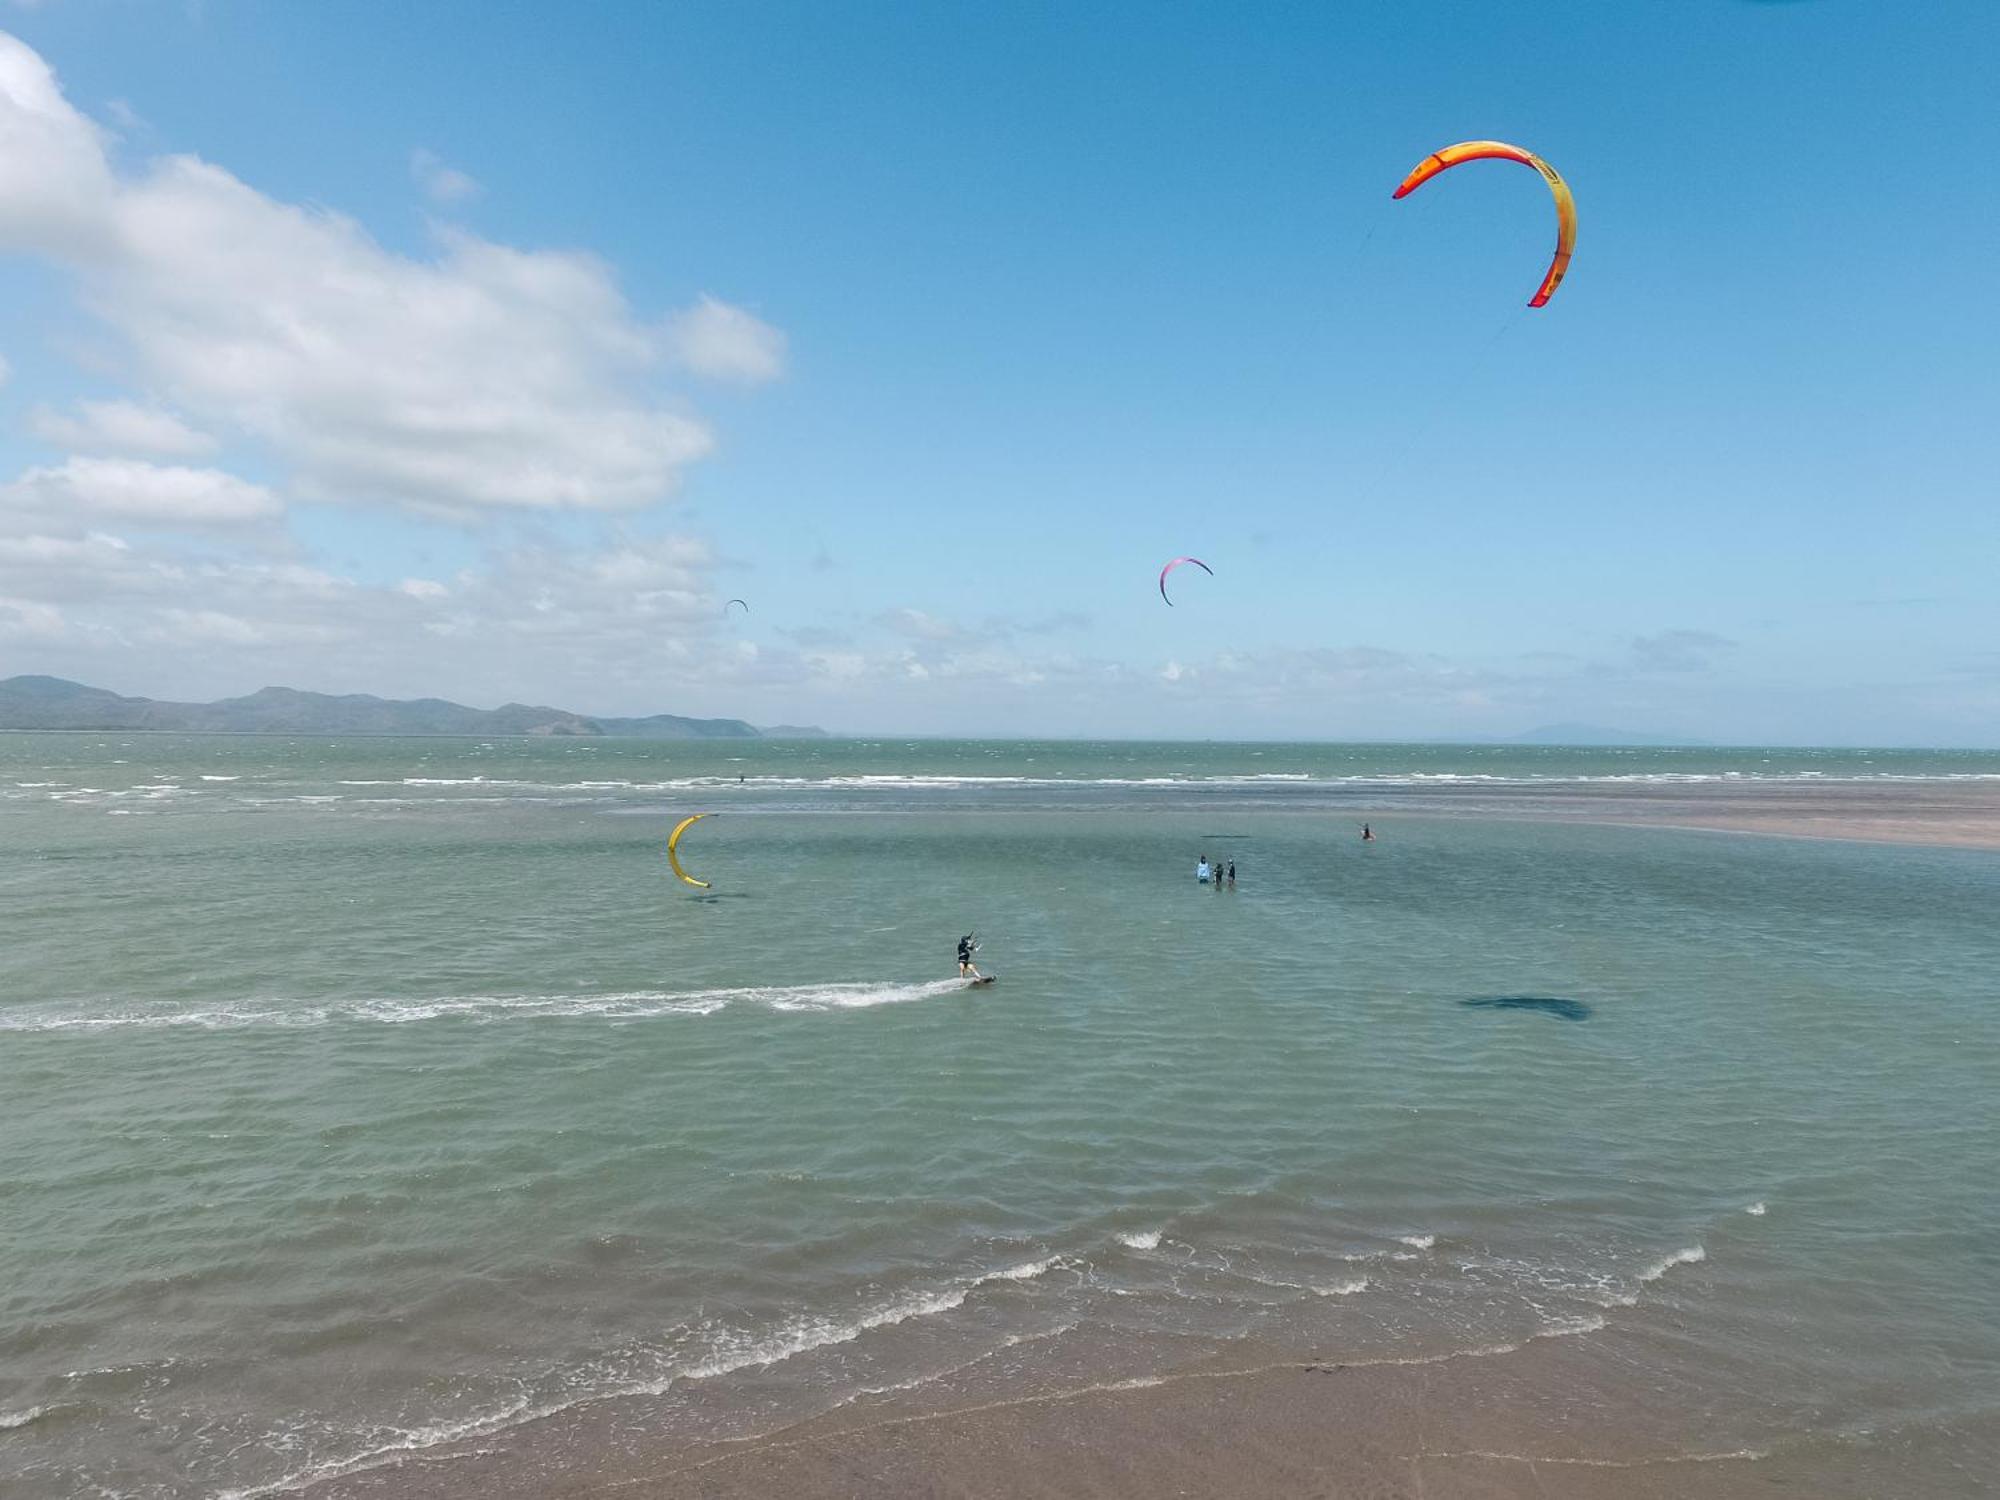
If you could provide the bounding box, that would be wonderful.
[1197,854,1210,884]
[1227,859,1236,889]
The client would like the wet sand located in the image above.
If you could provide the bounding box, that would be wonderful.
[303,1323,1999,1499]
[1393,778,2000,851]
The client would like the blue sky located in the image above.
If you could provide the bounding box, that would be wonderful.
[0,1,1995,741]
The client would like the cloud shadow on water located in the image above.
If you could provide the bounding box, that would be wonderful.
[1461,995,1593,1022]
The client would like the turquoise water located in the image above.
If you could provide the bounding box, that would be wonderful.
[2,735,1998,1495]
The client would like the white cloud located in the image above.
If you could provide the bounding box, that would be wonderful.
[1629,629,1736,673]
[0,351,10,384]
[878,606,964,642]
[666,294,787,383]
[410,148,481,206]
[30,398,218,457]
[0,530,130,563]
[0,35,773,514]
[152,608,274,645]
[0,34,116,258]
[397,577,449,601]
[4,456,279,525]
[0,594,63,638]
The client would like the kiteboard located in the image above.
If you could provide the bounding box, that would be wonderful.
[965,976,998,988]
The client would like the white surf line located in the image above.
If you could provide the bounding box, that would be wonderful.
[262,1258,1069,1497]
[1423,1446,1769,1468]
[0,978,970,1032]
[595,1328,1622,1494]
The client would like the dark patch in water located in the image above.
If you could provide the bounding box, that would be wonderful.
[1462,995,1592,1022]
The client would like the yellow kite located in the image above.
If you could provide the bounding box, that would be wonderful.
[667,814,712,889]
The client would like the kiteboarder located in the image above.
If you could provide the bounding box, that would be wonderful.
[957,934,983,981]
[1362,824,1375,843]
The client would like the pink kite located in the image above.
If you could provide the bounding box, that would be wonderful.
[1158,556,1214,606]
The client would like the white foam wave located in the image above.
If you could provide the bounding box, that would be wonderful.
[764,978,967,1012]
[677,1258,1059,1385]
[0,979,969,1033]
[1116,1230,1162,1251]
[0,1405,49,1431]
[1434,1445,1767,1469]
[682,1289,972,1381]
[1311,1277,1369,1297]
[1746,1202,1767,1216]
[221,1255,1064,1499]
[1535,1313,1608,1339]
[1396,1234,1435,1250]
[215,1397,546,1500]
[200,774,240,781]
[1638,1245,1706,1283]
[1600,1245,1707,1307]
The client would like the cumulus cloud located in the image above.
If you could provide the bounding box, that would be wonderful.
[29,398,217,457]
[409,147,481,206]
[152,607,326,647]
[778,624,854,648]
[0,33,775,514]
[4,456,280,525]
[666,294,787,383]
[877,606,965,642]
[0,594,63,639]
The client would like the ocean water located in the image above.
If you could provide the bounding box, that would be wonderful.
[2,735,1997,1496]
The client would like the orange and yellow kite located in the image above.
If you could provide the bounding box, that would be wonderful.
[1393,141,1576,308]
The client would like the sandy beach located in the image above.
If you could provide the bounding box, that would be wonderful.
[299,1318,2000,1500]
[1369,777,2000,852]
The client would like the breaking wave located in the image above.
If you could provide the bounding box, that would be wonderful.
[217,1256,1065,1500]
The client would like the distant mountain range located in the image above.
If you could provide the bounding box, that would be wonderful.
[0,676,825,739]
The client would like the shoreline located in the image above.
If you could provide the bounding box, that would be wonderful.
[298,1321,2000,1500]
[1355,779,2000,852]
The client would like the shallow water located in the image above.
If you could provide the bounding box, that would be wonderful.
[2,735,1996,1496]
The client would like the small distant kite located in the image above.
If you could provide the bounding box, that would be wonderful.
[1393,140,1576,307]
[724,599,750,615]
[667,813,712,889]
[1158,556,1213,606]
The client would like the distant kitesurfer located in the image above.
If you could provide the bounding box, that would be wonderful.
[1361,824,1375,842]
[957,933,983,980]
